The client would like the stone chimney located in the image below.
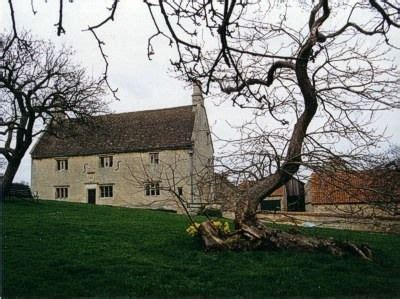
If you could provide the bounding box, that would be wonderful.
[192,80,204,107]
[53,95,66,123]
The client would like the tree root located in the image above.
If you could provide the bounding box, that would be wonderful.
[198,221,373,260]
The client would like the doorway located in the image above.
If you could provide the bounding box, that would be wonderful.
[87,189,96,204]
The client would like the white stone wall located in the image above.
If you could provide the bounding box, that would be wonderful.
[32,85,215,212]
[31,149,208,212]
[190,101,215,206]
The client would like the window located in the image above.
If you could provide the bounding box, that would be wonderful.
[149,153,159,164]
[178,187,183,196]
[145,182,160,196]
[56,159,68,171]
[55,187,68,199]
[100,156,113,168]
[100,185,113,198]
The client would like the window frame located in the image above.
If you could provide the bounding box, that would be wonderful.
[55,186,69,199]
[149,152,159,165]
[144,182,160,196]
[100,156,113,168]
[100,185,113,198]
[56,159,68,171]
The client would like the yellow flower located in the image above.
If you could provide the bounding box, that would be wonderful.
[223,222,230,233]
[186,222,201,237]
[212,220,222,229]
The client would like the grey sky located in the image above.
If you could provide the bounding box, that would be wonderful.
[1,0,251,183]
[1,1,399,183]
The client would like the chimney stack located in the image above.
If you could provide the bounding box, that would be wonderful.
[192,80,204,107]
[53,95,67,123]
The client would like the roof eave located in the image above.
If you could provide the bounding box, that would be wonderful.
[31,144,194,159]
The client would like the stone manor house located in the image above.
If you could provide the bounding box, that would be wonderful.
[30,84,214,212]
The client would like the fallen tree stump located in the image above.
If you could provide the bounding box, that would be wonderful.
[197,220,372,260]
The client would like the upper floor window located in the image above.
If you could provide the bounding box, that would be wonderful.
[149,152,159,164]
[56,159,68,171]
[100,185,113,198]
[145,182,160,196]
[55,186,68,199]
[100,156,113,168]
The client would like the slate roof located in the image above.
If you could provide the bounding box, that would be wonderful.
[31,105,195,159]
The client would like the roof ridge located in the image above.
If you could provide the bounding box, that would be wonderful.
[101,105,193,117]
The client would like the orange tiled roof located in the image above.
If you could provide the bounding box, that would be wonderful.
[310,170,400,204]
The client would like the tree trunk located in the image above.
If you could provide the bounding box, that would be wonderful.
[206,3,372,259]
[0,157,22,200]
[1,115,33,200]
[198,220,373,260]
[232,0,328,231]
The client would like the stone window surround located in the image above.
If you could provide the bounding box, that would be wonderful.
[145,182,160,196]
[149,152,159,165]
[56,158,68,171]
[100,184,113,198]
[99,155,113,168]
[55,186,69,199]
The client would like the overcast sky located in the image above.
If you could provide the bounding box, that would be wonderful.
[1,0,250,183]
[1,1,399,183]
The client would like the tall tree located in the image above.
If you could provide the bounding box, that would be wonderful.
[141,0,399,256]
[0,32,108,197]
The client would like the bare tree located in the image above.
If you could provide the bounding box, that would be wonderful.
[0,31,108,198]
[139,0,400,257]
[4,1,400,258]
[124,152,215,224]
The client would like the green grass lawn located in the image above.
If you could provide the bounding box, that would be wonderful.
[2,200,400,297]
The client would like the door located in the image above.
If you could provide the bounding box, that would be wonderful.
[87,189,96,204]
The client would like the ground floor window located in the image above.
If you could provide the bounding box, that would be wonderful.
[145,182,160,196]
[100,185,113,198]
[55,187,68,199]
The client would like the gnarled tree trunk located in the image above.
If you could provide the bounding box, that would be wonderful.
[198,220,372,260]
[196,0,373,260]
